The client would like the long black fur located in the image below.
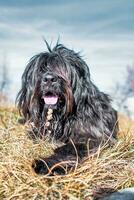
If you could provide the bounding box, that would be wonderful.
[16,42,118,175]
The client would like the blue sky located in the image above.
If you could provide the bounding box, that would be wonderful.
[0,0,134,101]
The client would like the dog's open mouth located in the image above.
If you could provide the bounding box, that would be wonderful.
[43,92,58,105]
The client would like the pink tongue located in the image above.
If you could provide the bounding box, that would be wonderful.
[43,96,58,105]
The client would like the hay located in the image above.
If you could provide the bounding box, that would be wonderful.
[0,107,134,200]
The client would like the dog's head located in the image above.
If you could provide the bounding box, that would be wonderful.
[16,42,91,122]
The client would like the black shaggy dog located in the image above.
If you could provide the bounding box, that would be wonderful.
[16,42,118,175]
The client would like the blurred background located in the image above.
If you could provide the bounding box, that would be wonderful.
[0,0,134,118]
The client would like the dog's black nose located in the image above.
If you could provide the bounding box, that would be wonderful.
[44,75,57,83]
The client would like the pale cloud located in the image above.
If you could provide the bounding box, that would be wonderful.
[0,0,133,102]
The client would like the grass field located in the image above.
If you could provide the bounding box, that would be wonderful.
[0,107,134,200]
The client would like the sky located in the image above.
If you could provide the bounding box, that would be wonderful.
[0,0,134,102]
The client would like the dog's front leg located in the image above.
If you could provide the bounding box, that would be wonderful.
[32,143,88,175]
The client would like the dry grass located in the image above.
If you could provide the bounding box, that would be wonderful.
[0,107,134,200]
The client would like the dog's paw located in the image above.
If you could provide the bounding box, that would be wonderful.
[32,159,67,175]
[32,159,49,175]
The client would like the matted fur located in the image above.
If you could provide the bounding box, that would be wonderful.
[16,42,118,175]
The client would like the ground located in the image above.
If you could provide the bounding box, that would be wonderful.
[0,107,134,200]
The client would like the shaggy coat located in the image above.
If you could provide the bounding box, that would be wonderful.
[16,43,118,175]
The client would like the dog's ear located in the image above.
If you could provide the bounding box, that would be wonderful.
[76,79,118,139]
[16,54,44,120]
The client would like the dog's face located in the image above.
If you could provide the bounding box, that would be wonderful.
[32,48,90,116]
[40,71,67,111]
[38,59,76,115]
[17,44,91,120]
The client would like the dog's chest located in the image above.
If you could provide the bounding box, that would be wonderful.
[43,110,64,141]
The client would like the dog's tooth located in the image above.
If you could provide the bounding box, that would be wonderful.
[45,121,50,127]
[47,115,53,120]
[48,109,53,114]
[48,130,51,134]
